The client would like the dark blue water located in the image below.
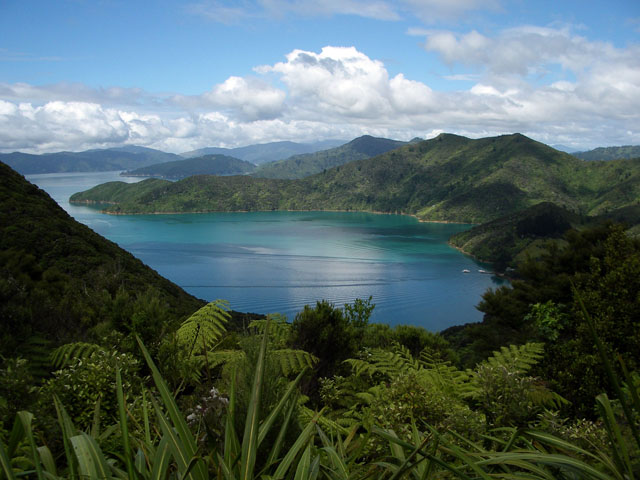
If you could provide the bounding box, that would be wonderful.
[28,171,505,331]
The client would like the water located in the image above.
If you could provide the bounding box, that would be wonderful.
[27,171,506,331]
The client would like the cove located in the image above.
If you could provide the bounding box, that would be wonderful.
[28,171,506,331]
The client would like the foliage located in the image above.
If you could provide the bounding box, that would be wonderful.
[254,135,405,179]
[176,299,231,353]
[290,300,370,386]
[38,348,141,429]
[0,161,203,357]
[0,358,37,426]
[124,153,256,179]
[71,133,640,226]
[574,144,640,161]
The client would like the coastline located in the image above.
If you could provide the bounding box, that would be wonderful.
[70,198,474,225]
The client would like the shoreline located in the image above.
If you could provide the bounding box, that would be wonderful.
[70,199,474,225]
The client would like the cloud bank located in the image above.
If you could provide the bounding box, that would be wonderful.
[1,27,639,153]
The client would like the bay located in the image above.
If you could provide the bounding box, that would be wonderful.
[27,171,505,331]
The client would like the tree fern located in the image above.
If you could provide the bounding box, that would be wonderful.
[271,349,318,376]
[50,342,104,369]
[22,336,52,377]
[481,343,545,374]
[248,313,291,348]
[176,300,230,354]
[346,345,420,379]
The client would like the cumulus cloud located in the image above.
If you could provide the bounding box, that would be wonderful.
[2,39,639,154]
[172,76,286,121]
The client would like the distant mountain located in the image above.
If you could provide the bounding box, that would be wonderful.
[551,144,580,153]
[0,146,181,174]
[180,139,347,164]
[573,145,640,161]
[71,133,640,226]
[0,161,203,354]
[253,135,406,179]
[122,154,256,179]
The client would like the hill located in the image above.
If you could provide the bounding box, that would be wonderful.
[0,161,204,355]
[253,135,406,179]
[181,139,346,164]
[574,145,640,161]
[121,154,256,179]
[1,146,180,174]
[70,133,640,224]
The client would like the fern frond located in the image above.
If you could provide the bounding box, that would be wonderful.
[483,343,545,374]
[528,385,569,409]
[298,406,352,436]
[50,342,104,369]
[418,350,474,398]
[24,335,52,377]
[344,358,380,378]
[197,349,246,370]
[271,349,318,376]
[177,300,230,353]
[249,313,291,347]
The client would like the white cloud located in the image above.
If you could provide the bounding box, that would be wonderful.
[173,76,286,121]
[2,39,639,154]
[188,0,499,23]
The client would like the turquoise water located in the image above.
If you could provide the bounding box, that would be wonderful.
[28,171,505,331]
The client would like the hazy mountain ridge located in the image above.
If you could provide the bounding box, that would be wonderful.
[0,147,182,174]
[573,145,640,161]
[253,135,407,179]
[121,154,256,179]
[180,139,346,164]
[71,133,640,227]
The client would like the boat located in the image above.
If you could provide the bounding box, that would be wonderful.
[462,269,470,273]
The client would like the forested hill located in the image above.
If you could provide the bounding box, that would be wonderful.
[71,133,640,224]
[180,139,345,164]
[1,146,181,174]
[253,135,406,179]
[0,161,204,355]
[121,154,256,179]
[574,145,640,161]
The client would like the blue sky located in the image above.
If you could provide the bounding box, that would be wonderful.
[0,0,638,153]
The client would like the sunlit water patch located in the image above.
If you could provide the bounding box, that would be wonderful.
[28,171,506,331]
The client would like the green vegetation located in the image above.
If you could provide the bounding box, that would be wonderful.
[574,145,640,161]
[0,161,202,357]
[449,202,640,269]
[1,146,181,174]
[3,161,640,478]
[122,154,256,179]
[71,133,640,226]
[253,135,406,179]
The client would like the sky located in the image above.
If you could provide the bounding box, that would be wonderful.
[0,0,639,154]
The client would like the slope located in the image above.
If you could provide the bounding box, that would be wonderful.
[1,146,181,174]
[0,161,204,355]
[181,139,345,164]
[70,133,640,224]
[253,135,406,179]
[121,154,256,179]
[574,145,640,161]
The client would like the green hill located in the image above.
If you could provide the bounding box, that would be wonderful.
[0,161,204,355]
[70,133,640,224]
[122,154,256,179]
[181,139,345,164]
[1,146,181,174]
[253,135,406,179]
[574,145,640,161]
